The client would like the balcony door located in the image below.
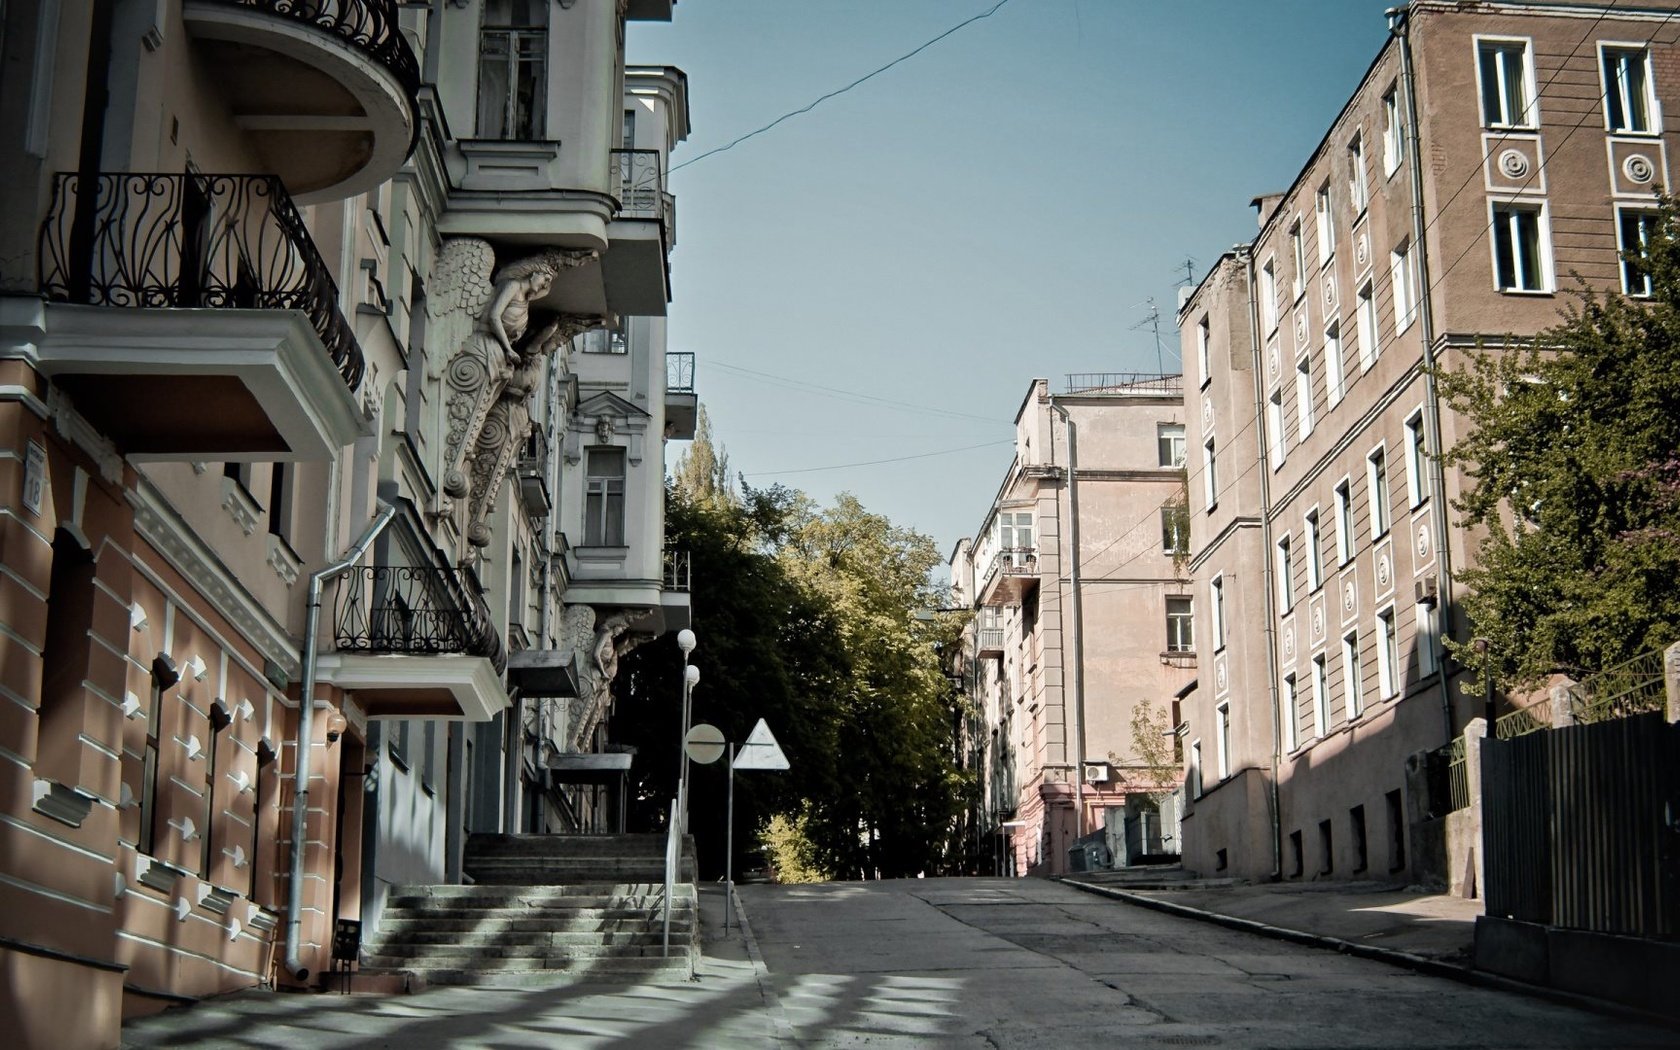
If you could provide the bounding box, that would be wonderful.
[999,511,1033,566]
[477,0,547,140]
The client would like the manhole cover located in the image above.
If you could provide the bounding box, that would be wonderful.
[1151,1037,1219,1047]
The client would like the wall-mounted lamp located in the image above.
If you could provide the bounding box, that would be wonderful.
[325,712,349,744]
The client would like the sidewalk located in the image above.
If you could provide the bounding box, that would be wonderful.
[119,885,782,1049]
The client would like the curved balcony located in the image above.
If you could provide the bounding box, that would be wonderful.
[978,547,1039,607]
[182,0,420,203]
[35,172,368,460]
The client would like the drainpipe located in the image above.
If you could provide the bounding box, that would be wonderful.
[1390,6,1458,747]
[1048,397,1087,844]
[283,501,398,981]
[1239,246,1285,881]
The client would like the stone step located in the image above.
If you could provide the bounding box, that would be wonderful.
[464,834,682,857]
[364,940,678,961]
[362,945,691,970]
[376,913,690,932]
[385,893,686,911]
[391,882,686,900]
[367,929,682,950]
[361,955,694,986]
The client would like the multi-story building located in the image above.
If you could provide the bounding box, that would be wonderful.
[951,376,1193,877]
[0,1,692,1044]
[1176,0,1677,883]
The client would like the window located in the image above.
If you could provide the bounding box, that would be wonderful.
[1284,673,1300,751]
[1260,258,1279,334]
[1295,355,1314,440]
[1478,38,1535,129]
[1312,654,1330,738]
[1386,789,1406,871]
[477,0,548,140]
[1618,208,1658,297]
[1491,202,1550,292]
[999,511,1034,557]
[1196,316,1211,387]
[1601,45,1656,133]
[1267,389,1286,468]
[1367,446,1390,538]
[1215,703,1232,780]
[1404,409,1428,507]
[1319,819,1335,874]
[1390,241,1417,333]
[1305,509,1324,591]
[1416,600,1438,679]
[137,676,164,855]
[268,464,293,542]
[1344,630,1365,718]
[1290,219,1307,300]
[1158,423,1187,467]
[1276,534,1295,613]
[1211,575,1226,650]
[1203,438,1218,511]
[1314,181,1336,262]
[584,447,627,546]
[1334,479,1354,564]
[1348,132,1368,214]
[1166,596,1194,653]
[1356,281,1377,371]
[1377,606,1400,700]
[1382,84,1405,176]
[1325,320,1345,407]
[1190,740,1204,798]
[389,719,410,769]
[1161,506,1187,557]
[422,721,437,794]
[1351,804,1369,873]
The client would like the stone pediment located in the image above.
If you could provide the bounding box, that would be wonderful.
[573,390,650,422]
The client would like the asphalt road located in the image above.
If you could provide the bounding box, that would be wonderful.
[738,877,1678,1050]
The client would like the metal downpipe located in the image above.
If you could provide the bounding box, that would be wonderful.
[283,501,398,981]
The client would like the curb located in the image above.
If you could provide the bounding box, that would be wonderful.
[1057,876,1680,1033]
[728,885,798,1048]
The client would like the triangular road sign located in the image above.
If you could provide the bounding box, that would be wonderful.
[734,718,789,770]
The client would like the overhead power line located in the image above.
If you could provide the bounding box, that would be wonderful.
[670,0,1015,172]
[709,360,1007,425]
[747,439,1014,478]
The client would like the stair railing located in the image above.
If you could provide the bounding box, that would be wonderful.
[662,794,680,957]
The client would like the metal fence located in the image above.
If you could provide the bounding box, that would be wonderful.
[1482,712,1680,938]
[667,351,695,394]
[1064,373,1183,396]
[1566,649,1669,725]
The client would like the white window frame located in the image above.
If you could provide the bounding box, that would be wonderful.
[1203,438,1218,511]
[1476,35,1539,130]
[1312,654,1330,739]
[1305,508,1324,591]
[1348,131,1369,214]
[1355,280,1378,372]
[1334,477,1354,565]
[1390,241,1417,334]
[1489,199,1554,294]
[1295,354,1314,440]
[1315,181,1336,264]
[1290,217,1307,301]
[1367,444,1391,538]
[1376,606,1400,700]
[1343,630,1364,718]
[1161,505,1188,556]
[1382,84,1405,177]
[1166,595,1194,653]
[1215,703,1231,781]
[1616,207,1658,298]
[1267,389,1286,469]
[1415,600,1437,678]
[1211,574,1227,651]
[1600,42,1659,135]
[1324,319,1345,407]
[1260,258,1279,334]
[1158,422,1187,468]
[1277,532,1295,613]
[1196,316,1212,387]
[1190,740,1204,798]
[1283,674,1300,752]
[584,446,627,546]
[1404,408,1428,508]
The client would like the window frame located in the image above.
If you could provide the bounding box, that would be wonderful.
[1600,42,1659,135]
[1376,605,1400,701]
[1324,318,1345,407]
[1211,574,1227,652]
[1355,280,1378,372]
[1295,353,1314,440]
[1390,241,1417,334]
[1344,629,1365,719]
[584,446,629,547]
[1215,702,1232,780]
[1314,181,1336,265]
[1489,199,1554,294]
[1616,206,1658,298]
[1267,388,1286,470]
[1348,130,1369,215]
[1160,505,1187,557]
[1415,600,1438,679]
[1312,653,1330,739]
[1196,316,1212,388]
[1260,257,1279,334]
[1367,444,1391,539]
[1382,83,1405,177]
[1476,35,1539,130]
[477,2,550,141]
[1165,595,1195,653]
[1203,438,1218,512]
[1283,673,1300,752]
[1305,508,1325,592]
[1276,532,1295,614]
[1158,422,1187,468]
[1403,407,1429,508]
[1290,216,1307,301]
[1334,477,1354,566]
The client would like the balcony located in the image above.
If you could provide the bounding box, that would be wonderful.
[979,548,1038,606]
[317,563,509,722]
[665,351,696,440]
[517,430,550,519]
[181,0,420,202]
[33,172,368,460]
[976,627,1006,658]
[660,547,692,631]
[602,149,674,317]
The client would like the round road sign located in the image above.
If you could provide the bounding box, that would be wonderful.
[685,723,726,764]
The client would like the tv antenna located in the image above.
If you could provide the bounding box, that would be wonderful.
[1130,298,1167,374]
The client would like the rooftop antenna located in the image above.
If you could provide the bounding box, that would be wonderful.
[1175,257,1197,286]
[1130,298,1166,374]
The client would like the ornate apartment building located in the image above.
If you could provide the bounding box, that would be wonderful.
[1176,0,1679,882]
[0,0,694,1044]
[951,377,1193,877]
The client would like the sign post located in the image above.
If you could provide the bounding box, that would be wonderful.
[726,718,789,932]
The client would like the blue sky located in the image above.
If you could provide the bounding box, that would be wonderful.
[628,1,1402,559]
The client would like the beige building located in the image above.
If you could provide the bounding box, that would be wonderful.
[0,1,693,1045]
[1176,0,1679,882]
[952,377,1193,877]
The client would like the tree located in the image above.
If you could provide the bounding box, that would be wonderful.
[1437,197,1680,689]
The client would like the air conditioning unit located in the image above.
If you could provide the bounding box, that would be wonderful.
[1082,762,1109,784]
[1414,576,1439,606]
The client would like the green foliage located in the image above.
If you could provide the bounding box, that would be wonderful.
[758,811,829,884]
[1120,700,1181,806]
[1437,198,1680,689]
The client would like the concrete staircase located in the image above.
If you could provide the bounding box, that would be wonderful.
[361,833,699,985]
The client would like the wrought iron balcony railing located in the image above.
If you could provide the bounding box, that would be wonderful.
[201,0,420,98]
[609,149,666,220]
[333,565,504,671]
[666,351,695,394]
[1064,372,1183,396]
[984,547,1038,583]
[38,172,365,389]
[663,548,691,593]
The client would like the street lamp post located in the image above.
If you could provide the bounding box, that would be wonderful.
[675,629,697,830]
